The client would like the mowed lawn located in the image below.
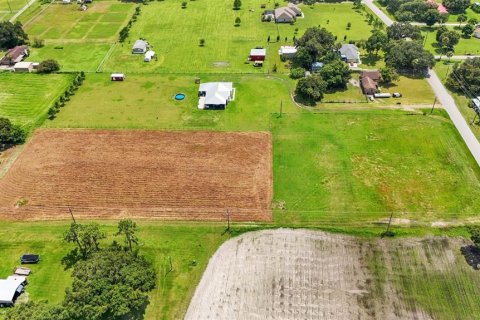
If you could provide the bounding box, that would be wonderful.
[0,221,233,320]
[102,1,374,73]
[0,0,27,20]
[422,27,480,56]
[23,1,134,71]
[272,111,480,226]
[44,73,297,131]
[0,73,73,129]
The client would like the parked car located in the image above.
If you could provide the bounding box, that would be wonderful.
[393,92,402,98]
[20,254,40,264]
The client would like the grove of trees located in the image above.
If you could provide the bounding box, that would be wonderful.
[379,0,447,24]
[0,117,26,149]
[0,21,28,50]
[385,40,435,75]
[446,57,480,95]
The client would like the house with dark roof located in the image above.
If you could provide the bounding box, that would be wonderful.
[360,70,381,95]
[0,45,29,66]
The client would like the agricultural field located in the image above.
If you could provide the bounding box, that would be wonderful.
[0,0,27,20]
[102,2,375,73]
[271,111,480,227]
[44,73,297,131]
[0,129,272,221]
[0,73,73,130]
[21,1,134,71]
[188,228,480,320]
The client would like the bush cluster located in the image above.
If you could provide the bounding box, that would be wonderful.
[48,72,85,120]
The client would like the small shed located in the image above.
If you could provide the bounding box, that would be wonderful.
[144,50,155,62]
[14,61,34,72]
[278,46,297,59]
[111,73,125,81]
[132,40,148,54]
[250,48,266,61]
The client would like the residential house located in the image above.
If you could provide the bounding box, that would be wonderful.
[339,44,360,64]
[360,70,381,95]
[474,25,480,39]
[287,3,302,16]
[198,82,235,110]
[426,0,449,14]
[13,61,34,72]
[132,40,148,54]
[278,46,297,59]
[0,45,28,66]
[250,48,266,61]
[274,4,301,23]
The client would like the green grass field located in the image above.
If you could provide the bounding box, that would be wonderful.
[0,0,28,20]
[0,221,238,320]
[271,111,480,226]
[422,27,480,56]
[102,1,374,73]
[0,73,73,130]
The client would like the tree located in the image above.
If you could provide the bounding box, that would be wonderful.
[64,222,105,259]
[233,0,241,10]
[295,75,327,102]
[443,0,470,13]
[386,22,422,40]
[290,67,305,79]
[62,247,156,320]
[119,27,129,42]
[292,27,336,68]
[380,67,399,84]
[5,301,64,320]
[199,38,205,46]
[181,1,187,8]
[32,37,44,48]
[318,60,352,90]
[346,22,351,29]
[436,25,449,42]
[385,40,435,75]
[235,17,241,26]
[365,30,388,55]
[0,117,26,148]
[0,21,28,50]
[37,59,60,73]
[446,57,480,95]
[457,13,467,26]
[437,29,460,53]
[423,9,441,26]
[462,23,474,37]
[116,219,139,252]
[446,50,454,61]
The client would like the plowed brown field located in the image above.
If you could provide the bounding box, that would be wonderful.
[0,130,272,221]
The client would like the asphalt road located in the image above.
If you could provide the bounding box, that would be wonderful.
[363,0,480,167]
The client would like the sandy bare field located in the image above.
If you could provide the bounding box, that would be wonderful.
[186,229,434,320]
[0,129,272,221]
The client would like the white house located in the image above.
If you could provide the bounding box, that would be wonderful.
[0,275,26,306]
[132,40,148,54]
[278,46,297,59]
[198,82,235,110]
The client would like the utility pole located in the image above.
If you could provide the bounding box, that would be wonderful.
[429,97,437,115]
[226,209,230,232]
[384,211,394,236]
[68,207,76,224]
[279,100,283,118]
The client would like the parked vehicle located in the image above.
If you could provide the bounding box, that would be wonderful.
[374,93,392,98]
[392,92,402,98]
[20,254,40,264]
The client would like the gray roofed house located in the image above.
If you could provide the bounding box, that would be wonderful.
[132,40,148,54]
[339,44,360,63]
[198,82,234,110]
[274,7,296,23]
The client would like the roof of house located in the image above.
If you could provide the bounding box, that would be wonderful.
[14,61,33,69]
[275,7,296,19]
[1,45,28,64]
[287,3,302,14]
[132,40,148,50]
[199,82,233,105]
[437,3,448,13]
[339,44,359,60]
[361,76,377,91]
[0,276,26,304]
[361,70,381,81]
[279,46,297,54]
[250,48,266,56]
[473,97,480,109]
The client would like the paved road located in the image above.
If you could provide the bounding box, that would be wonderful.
[363,0,393,26]
[364,0,480,166]
[427,70,480,165]
[435,55,480,60]
[9,0,36,22]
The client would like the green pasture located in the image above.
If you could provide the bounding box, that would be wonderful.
[0,221,235,320]
[102,1,374,73]
[0,0,28,20]
[0,73,73,130]
[44,73,298,130]
[25,2,134,41]
[271,111,480,226]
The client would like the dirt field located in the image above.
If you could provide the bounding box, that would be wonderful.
[186,229,436,320]
[0,129,272,221]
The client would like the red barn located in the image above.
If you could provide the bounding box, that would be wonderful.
[249,48,266,61]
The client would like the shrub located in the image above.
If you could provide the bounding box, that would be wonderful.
[290,67,305,79]
[37,59,60,74]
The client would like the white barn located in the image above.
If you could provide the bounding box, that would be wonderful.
[198,82,235,110]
